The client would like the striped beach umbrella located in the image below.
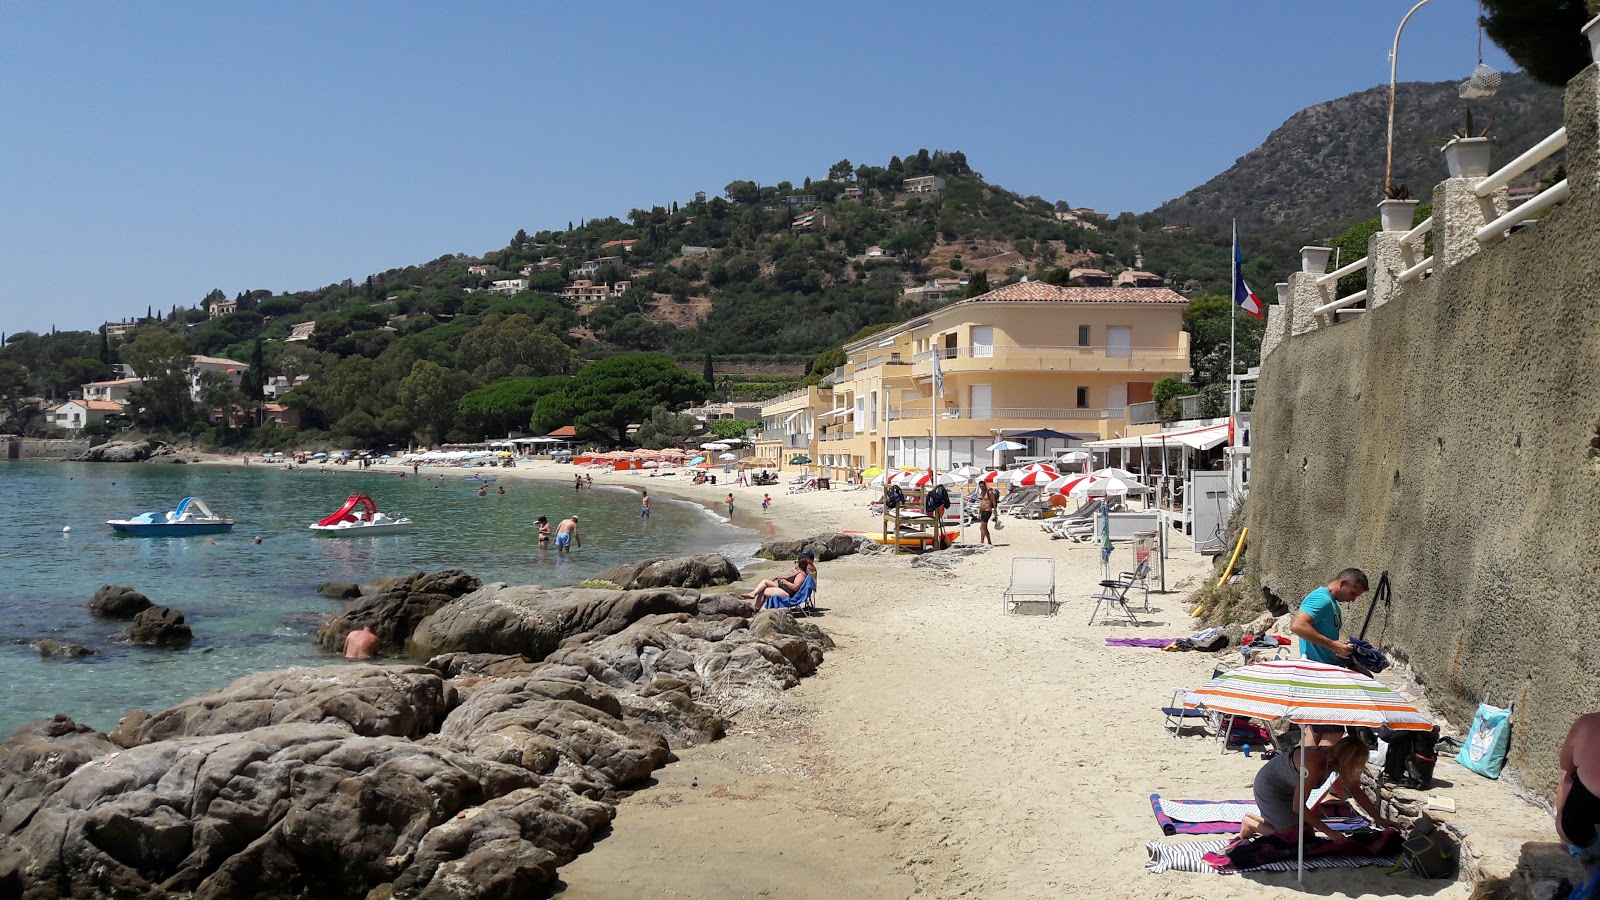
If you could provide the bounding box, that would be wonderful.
[1183,659,1431,732]
[1007,464,1060,487]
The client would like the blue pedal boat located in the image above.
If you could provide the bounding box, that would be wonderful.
[108,497,235,535]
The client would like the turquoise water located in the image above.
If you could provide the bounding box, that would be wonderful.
[0,461,758,735]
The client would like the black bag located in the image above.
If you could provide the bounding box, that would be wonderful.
[1380,725,1440,789]
[885,485,905,510]
[924,485,949,514]
[1389,831,1455,879]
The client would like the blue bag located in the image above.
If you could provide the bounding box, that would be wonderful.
[1456,702,1512,779]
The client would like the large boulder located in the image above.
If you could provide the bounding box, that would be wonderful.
[34,640,94,658]
[316,581,362,600]
[72,439,163,463]
[316,569,483,655]
[0,716,119,824]
[590,554,741,590]
[88,584,153,619]
[756,532,867,562]
[127,606,192,648]
[407,584,700,661]
[109,664,458,746]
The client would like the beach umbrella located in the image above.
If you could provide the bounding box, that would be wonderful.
[273,452,285,457]
[642,461,660,468]
[789,455,811,465]
[1184,660,1432,879]
[860,466,884,479]
[976,470,1003,483]
[984,440,1027,453]
[1044,473,1093,495]
[1065,473,1146,499]
[689,456,706,465]
[312,452,328,458]
[1007,464,1060,487]
[380,454,391,459]
[1057,450,1091,464]
[260,452,272,458]
[892,470,962,488]
[718,452,737,460]
[694,460,712,469]
[868,471,891,487]
[700,442,730,450]
[949,464,982,481]
[1091,467,1146,482]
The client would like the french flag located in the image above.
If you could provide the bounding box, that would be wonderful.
[1232,224,1265,319]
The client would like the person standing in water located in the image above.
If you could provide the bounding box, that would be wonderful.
[640,490,652,519]
[556,515,580,554]
[725,493,735,518]
[536,515,551,551]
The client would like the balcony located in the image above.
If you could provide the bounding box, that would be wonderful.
[913,345,1189,375]
[757,432,811,448]
[1128,394,1204,425]
[888,406,1119,423]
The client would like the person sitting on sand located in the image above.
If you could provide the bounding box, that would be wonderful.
[742,551,813,601]
[749,554,816,612]
[1239,731,1400,845]
[343,624,379,660]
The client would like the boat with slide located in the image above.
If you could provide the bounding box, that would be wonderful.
[108,497,234,535]
[309,493,413,536]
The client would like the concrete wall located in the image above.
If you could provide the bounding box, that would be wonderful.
[1248,65,1600,800]
[5,438,91,460]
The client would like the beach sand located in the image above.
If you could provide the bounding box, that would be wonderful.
[219,457,1539,898]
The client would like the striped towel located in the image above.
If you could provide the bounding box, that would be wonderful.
[1158,798,1257,822]
[1144,837,1399,875]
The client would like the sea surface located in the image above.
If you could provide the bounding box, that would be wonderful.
[0,461,759,735]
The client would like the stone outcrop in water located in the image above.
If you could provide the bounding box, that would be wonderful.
[315,569,483,656]
[88,584,153,619]
[315,581,362,599]
[127,606,192,648]
[757,532,868,562]
[33,640,94,658]
[589,553,741,590]
[0,593,829,899]
[71,439,165,463]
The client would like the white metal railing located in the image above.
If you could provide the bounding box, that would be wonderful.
[1476,127,1567,198]
[1399,216,1433,246]
[913,345,1183,363]
[1313,289,1367,318]
[889,406,1116,422]
[1317,256,1369,287]
[1397,255,1435,284]
[1477,180,1571,243]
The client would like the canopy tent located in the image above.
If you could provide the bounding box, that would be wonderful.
[1009,428,1089,441]
[1083,423,1228,451]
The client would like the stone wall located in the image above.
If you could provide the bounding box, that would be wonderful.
[1248,65,1600,800]
[5,438,91,460]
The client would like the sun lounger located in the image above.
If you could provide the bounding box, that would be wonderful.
[1003,557,1056,615]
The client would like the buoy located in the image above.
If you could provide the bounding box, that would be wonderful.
[62,526,71,533]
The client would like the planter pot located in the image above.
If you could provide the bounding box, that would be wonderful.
[1584,14,1600,64]
[1276,283,1290,305]
[1300,246,1333,274]
[1442,136,1495,179]
[1378,199,1421,232]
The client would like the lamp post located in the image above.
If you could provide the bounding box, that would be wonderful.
[1386,0,1438,194]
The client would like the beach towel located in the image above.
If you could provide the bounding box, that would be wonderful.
[1145,835,1401,875]
[1106,638,1178,648]
[1148,795,1371,837]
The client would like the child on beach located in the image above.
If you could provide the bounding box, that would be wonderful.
[725,493,735,518]
[762,493,771,512]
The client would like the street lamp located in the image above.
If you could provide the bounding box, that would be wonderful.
[1386,0,1438,195]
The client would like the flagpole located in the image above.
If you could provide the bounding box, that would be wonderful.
[1230,219,1238,418]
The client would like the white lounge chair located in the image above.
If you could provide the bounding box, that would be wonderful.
[1003,557,1056,615]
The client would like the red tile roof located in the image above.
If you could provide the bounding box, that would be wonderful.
[547,425,577,437]
[958,282,1187,306]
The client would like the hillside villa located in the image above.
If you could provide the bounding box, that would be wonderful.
[574,256,626,278]
[903,175,945,193]
[559,280,628,305]
[44,399,124,432]
[102,320,140,339]
[284,321,316,343]
[490,278,530,295]
[762,281,1191,482]
[209,299,238,319]
[81,378,142,405]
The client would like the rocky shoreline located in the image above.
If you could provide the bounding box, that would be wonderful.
[0,549,844,899]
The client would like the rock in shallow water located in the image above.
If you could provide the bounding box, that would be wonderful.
[317,569,484,656]
[88,584,153,619]
[127,606,192,648]
[33,639,94,658]
[71,439,164,463]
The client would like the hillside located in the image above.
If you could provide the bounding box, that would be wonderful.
[1154,73,1564,231]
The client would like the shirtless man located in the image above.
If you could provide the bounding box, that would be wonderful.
[343,624,379,660]
[556,515,581,554]
[640,490,652,519]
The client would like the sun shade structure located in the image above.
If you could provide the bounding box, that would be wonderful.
[985,440,1027,452]
[1183,660,1431,732]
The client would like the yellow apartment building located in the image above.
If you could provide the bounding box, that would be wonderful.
[753,385,829,467]
[806,281,1191,481]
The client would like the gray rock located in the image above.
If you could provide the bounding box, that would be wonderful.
[109,664,457,746]
[407,584,700,660]
[72,439,164,463]
[697,592,756,617]
[126,606,192,648]
[756,532,867,562]
[591,554,741,590]
[88,584,153,619]
[0,716,118,825]
[34,640,94,658]
[316,581,362,599]
[317,569,483,656]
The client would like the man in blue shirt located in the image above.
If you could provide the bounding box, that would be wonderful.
[1290,568,1369,665]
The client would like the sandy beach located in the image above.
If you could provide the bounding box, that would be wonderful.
[216,456,1551,898]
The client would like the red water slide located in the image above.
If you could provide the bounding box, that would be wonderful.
[317,494,378,526]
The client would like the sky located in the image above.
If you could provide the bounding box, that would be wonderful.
[0,0,1515,334]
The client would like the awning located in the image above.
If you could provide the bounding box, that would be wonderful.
[818,406,851,419]
[783,410,803,425]
[1082,423,1228,451]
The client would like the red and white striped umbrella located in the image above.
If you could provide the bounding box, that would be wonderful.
[1007,464,1060,487]
[1044,473,1095,495]
[976,470,1003,484]
[892,470,962,488]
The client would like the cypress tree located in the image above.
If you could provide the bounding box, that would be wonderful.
[703,352,714,384]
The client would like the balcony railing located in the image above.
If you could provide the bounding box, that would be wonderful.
[888,406,1118,422]
[1128,394,1203,425]
[907,344,1189,373]
[757,432,811,447]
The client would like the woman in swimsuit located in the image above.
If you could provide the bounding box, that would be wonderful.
[1559,714,1600,878]
[535,516,551,550]
[742,552,813,601]
[1240,732,1399,846]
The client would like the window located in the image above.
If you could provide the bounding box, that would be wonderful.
[1078,324,1091,347]
[1075,387,1089,409]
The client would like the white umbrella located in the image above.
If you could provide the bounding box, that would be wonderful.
[1056,450,1091,464]
[892,470,963,488]
[1008,463,1061,487]
[984,440,1026,452]
[642,461,660,468]
[718,452,737,460]
[700,442,730,450]
[1065,473,1146,498]
[868,471,892,487]
[1091,467,1146,482]
[949,464,983,481]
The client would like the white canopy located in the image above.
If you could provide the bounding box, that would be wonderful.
[1083,424,1228,451]
[818,406,853,420]
[783,410,803,424]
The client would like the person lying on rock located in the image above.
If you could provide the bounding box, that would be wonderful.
[343,623,379,660]
[748,554,817,612]
[742,551,813,601]
[1239,730,1400,847]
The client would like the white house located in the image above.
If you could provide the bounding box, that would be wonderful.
[103,320,140,339]
[864,245,891,259]
[574,256,627,278]
[467,263,500,277]
[81,377,141,404]
[209,299,238,319]
[46,399,122,431]
[903,175,945,193]
[188,355,248,400]
[681,245,712,257]
[490,278,531,295]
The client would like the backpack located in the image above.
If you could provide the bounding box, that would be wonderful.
[885,485,905,510]
[925,485,949,514]
[1380,725,1441,790]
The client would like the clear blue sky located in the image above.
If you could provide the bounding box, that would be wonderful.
[1,0,1513,334]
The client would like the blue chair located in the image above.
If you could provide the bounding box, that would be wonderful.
[763,574,816,616]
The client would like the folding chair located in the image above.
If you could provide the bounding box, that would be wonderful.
[1088,575,1142,625]
[1003,558,1056,615]
[1121,556,1153,612]
[1161,686,1213,738]
[763,574,816,616]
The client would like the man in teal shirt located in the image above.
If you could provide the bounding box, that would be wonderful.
[1291,568,1368,665]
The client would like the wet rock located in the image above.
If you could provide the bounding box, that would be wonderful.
[110,664,457,746]
[34,640,94,658]
[316,569,483,656]
[407,584,700,660]
[126,606,192,648]
[591,554,741,590]
[72,439,164,463]
[756,532,867,562]
[316,581,362,599]
[88,584,153,619]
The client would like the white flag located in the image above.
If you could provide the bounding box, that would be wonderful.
[933,354,945,400]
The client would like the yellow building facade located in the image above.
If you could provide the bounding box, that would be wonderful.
[753,386,830,469]
[802,282,1191,481]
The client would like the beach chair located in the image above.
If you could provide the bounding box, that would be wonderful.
[1161,686,1213,739]
[763,574,816,615]
[1121,556,1153,611]
[1088,574,1143,625]
[1003,557,1056,615]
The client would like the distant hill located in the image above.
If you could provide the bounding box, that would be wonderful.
[1154,73,1564,231]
